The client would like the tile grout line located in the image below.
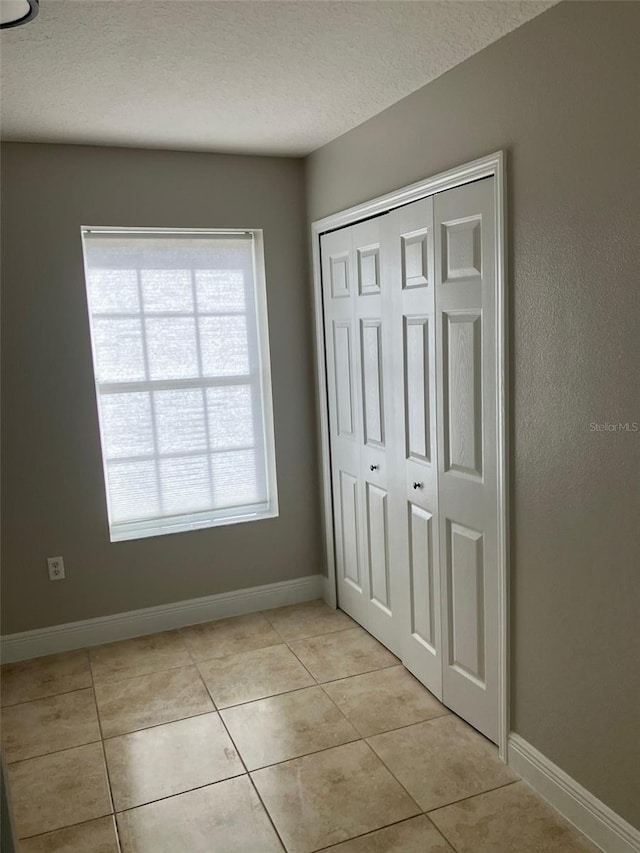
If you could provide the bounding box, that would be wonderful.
[189,661,290,853]
[312,814,454,853]
[17,814,123,845]
[269,625,330,687]
[236,731,364,775]
[421,813,462,853]
[91,660,195,689]
[426,778,522,816]
[218,680,323,712]
[91,630,215,741]
[100,707,220,741]
[88,653,124,853]
[246,774,289,852]
[317,677,452,739]
[110,772,246,816]
[4,736,105,768]
[362,720,521,825]
[359,737,424,812]
[282,632,400,684]
[0,683,94,710]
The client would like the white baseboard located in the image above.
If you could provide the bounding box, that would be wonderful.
[508,734,640,853]
[0,574,325,663]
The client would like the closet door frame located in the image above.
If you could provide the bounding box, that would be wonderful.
[311,151,509,760]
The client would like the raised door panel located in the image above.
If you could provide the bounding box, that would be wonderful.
[443,311,482,478]
[441,217,482,283]
[408,503,435,651]
[366,483,390,612]
[402,229,430,289]
[358,245,381,295]
[404,316,430,463]
[333,320,356,439]
[361,319,385,447]
[339,470,362,590]
[446,521,485,685]
[330,252,351,298]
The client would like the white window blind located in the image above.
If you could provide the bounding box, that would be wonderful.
[81,229,278,542]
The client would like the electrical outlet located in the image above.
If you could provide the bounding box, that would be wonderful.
[47,556,65,581]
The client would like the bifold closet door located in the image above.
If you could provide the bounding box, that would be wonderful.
[320,174,500,744]
[434,177,499,743]
[320,219,402,656]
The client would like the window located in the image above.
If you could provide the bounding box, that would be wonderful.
[81,228,278,542]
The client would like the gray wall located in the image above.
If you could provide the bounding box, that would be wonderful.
[306,0,640,829]
[1,143,321,634]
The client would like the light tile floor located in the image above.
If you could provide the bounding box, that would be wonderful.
[1,599,601,852]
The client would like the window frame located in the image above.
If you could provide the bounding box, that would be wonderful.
[81,226,279,542]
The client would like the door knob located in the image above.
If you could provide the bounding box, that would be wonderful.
[370,464,379,471]
[412,481,423,489]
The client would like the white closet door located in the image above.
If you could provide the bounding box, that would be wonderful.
[321,221,401,655]
[434,177,499,743]
[321,228,365,628]
[383,197,444,699]
[320,174,500,744]
[353,218,401,653]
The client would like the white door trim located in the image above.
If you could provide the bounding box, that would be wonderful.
[311,151,509,759]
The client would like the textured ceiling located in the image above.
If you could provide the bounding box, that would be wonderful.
[0,0,555,156]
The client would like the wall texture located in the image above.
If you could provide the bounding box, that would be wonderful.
[306,0,640,829]
[1,143,321,634]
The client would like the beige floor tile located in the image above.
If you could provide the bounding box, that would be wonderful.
[367,715,517,811]
[318,815,454,852]
[90,631,191,684]
[251,740,420,853]
[430,781,602,853]
[197,643,314,708]
[180,612,281,662]
[19,816,120,853]
[221,685,359,770]
[265,599,355,641]
[95,665,213,737]
[8,742,112,839]
[1,651,91,707]
[289,627,398,683]
[104,712,244,810]
[323,665,448,736]
[2,688,100,762]
[116,776,283,853]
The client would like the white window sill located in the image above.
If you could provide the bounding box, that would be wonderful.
[109,506,279,543]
